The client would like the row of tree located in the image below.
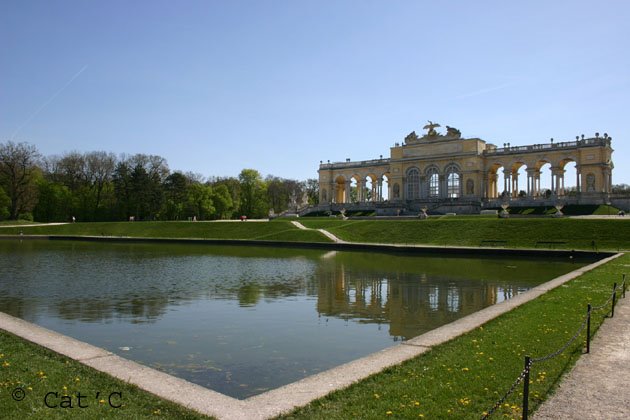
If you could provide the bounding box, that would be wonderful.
[0,141,319,222]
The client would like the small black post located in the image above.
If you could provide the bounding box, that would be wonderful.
[623,274,626,299]
[522,356,531,420]
[586,304,591,354]
[611,282,617,318]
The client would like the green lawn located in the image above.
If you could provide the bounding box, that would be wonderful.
[2,218,629,251]
[0,221,331,243]
[298,218,630,251]
[278,254,628,419]
[0,331,211,419]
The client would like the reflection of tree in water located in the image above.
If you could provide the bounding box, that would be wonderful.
[53,297,171,323]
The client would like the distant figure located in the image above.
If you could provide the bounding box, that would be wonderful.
[619,210,625,217]
[71,216,76,223]
[240,215,247,221]
[129,216,135,222]
[192,215,197,222]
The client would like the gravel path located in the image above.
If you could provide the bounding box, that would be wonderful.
[533,292,630,419]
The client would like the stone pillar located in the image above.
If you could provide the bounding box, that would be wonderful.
[356,180,363,202]
[344,182,351,204]
[377,179,383,202]
[512,172,519,198]
[575,166,581,193]
[551,168,565,196]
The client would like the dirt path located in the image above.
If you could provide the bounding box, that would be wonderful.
[533,293,629,419]
[290,220,345,243]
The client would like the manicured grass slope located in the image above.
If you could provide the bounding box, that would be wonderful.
[279,254,628,419]
[0,331,211,419]
[299,218,630,250]
[0,221,331,243]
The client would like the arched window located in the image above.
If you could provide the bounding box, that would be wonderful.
[427,167,439,197]
[446,165,461,198]
[406,168,420,200]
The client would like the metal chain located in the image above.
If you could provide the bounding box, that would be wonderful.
[591,290,616,311]
[531,312,589,363]
[481,361,532,419]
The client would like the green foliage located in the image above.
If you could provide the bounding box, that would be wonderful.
[0,141,41,219]
[0,186,9,220]
[238,169,268,218]
[33,179,73,222]
[210,184,234,219]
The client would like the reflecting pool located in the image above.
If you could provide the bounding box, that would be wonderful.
[0,239,592,398]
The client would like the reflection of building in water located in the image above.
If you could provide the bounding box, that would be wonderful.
[315,262,521,339]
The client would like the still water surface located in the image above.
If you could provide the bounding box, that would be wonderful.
[0,239,591,398]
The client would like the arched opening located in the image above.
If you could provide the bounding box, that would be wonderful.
[487,163,503,199]
[349,176,359,203]
[334,176,347,203]
[406,167,420,200]
[426,167,440,198]
[560,160,578,196]
[536,162,553,198]
[365,175,374,202]
[381,174,390,201]
[511,162,527,198]
[445,165,461,198]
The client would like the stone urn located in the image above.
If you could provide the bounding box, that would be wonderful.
[499,203,510,218]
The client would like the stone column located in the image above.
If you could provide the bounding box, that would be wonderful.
[440,174,447,199]
[356,180,363,202]
[551,168,565,196]
[344,182,351,204]
[377,179,383,202]
[575,166,581,193]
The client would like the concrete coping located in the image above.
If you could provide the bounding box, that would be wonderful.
[0,249,622,419]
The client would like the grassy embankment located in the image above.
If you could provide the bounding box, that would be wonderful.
[299,218,630,251]
[0,330,211,419]
[0,220,331,243]
[279,253,628,419]
[1,218,629,251]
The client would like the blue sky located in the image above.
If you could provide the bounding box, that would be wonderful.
[1,0,628,184]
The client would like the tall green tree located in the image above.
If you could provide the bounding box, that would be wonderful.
[238,169,267,218]
[185,183,214,220]
[33,179,73,222]
[305,178,320,205]
[210,184,234,219]
[162,172,189,220]
[0,186,10,220]
[0,141,41,219]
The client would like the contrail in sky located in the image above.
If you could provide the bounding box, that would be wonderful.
[454,82,514,99]
[11,64,89,140]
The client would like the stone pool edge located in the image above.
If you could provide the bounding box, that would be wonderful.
[0,251,622,420]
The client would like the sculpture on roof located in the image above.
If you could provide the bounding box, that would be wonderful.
[404,131,419,144]
[445,125,461,139]
[423,121,441,136]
